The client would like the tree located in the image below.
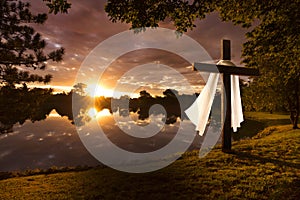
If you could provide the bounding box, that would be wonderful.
[105,0,300,128]
[72,83,87,96]
[240,1,299,129]
[0,0,65,87]
[139,90,152,99]
[0,85,53,133]
[163,89,179,98]
[42,0,71,14]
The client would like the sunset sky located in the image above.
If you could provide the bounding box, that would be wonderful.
[28,0,249,95]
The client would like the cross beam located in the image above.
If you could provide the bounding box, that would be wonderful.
[192,63,260,76]
[193,40,259,152]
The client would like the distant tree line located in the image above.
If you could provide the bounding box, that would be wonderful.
[0,85,219,133]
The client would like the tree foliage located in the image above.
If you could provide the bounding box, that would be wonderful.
[105,0,300,128]
[42,0,71,14]
[0,85,53,133]
[71,83,87,96]
[0,0,65,87]
[106,0,215,32]
[240,0,299,128]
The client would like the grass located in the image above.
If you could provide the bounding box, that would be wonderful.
[233,111,291,140]
[0,112,299,199]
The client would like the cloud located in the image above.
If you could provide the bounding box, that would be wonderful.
[28,0,248,92]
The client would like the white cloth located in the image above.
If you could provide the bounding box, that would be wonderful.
[231,75,244,132]
[185,74,243,135]
[185,73,220,136]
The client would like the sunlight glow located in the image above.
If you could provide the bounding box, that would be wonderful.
[87,108,111,118]
[96,109,111,117]
[48,109,61,118]
[85,83,139,98]
[86,84,113,97]
[87,108,98,118]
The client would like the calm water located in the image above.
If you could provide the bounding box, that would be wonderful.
[0,110,207,171]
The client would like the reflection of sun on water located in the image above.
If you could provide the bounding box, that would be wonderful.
[87,108,111,118]
[97,109,111,117]
[87,108,97,118]
[48,109,61,117]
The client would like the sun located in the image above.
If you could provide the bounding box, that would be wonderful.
[86,84,113,97]
[85,83,140,98]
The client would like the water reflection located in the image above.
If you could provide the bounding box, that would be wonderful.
[0,87,222,170]
[1,87,213,133]
[0,87,54,133]
[90,111,201,153]
[0,115,100,171]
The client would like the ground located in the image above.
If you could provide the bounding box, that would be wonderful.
[0,112,299,199]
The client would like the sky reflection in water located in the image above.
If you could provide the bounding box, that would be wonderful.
[0,109,207,171]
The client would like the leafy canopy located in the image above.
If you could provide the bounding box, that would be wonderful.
[105,0,300,128]
[0,0,65,87]
[42,0,71,14]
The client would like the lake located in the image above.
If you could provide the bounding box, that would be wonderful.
[0,109,208,171]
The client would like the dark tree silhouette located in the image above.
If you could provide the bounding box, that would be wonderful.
[71,83,87,96]
[0,85,53,133]
[163,89,178,98]
[105,0,300,128]
[42,0,71,14]
[0,0,64,87]
[0,87,200,133]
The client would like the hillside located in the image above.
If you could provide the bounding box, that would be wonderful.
[0,113,299,199]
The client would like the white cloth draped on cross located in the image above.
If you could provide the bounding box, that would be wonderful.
[185,74,243,136]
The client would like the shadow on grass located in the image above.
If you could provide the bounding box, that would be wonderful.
[232,151,300,169]
[234,118,292,141]
[270,178,300,200]
[264,119,292,127]
[68,165,197,200]
[234,119,265,140]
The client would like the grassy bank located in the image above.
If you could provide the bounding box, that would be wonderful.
[0,113,299,199]
[233,111,291,140]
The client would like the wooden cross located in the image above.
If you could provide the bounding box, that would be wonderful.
[193,40,259,152]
